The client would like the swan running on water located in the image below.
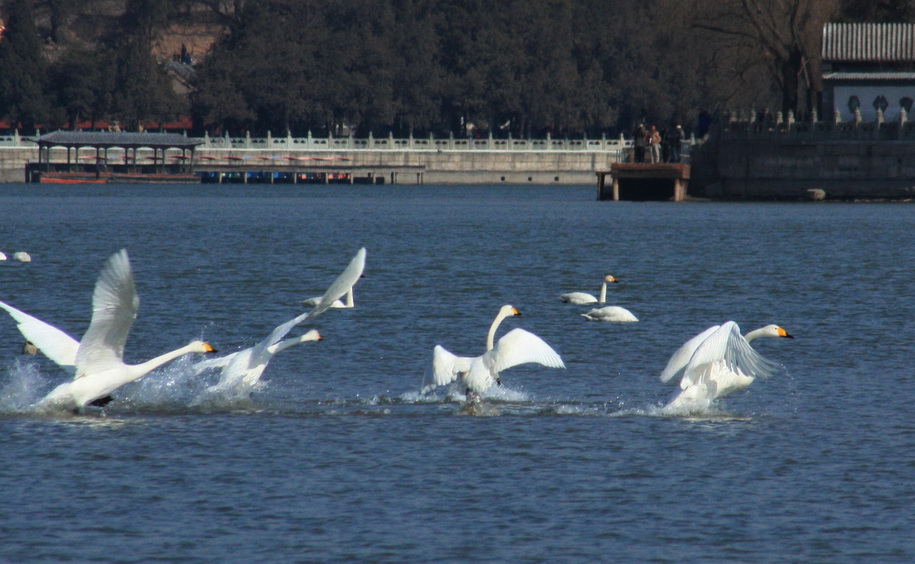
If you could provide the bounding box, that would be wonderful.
[195,247,366,395]
[659,321,794,411]
[426,305,565,402]
[0,249,217,412]
[559,274,617,304]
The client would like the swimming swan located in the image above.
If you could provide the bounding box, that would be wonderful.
[559,274,617,305]
[426,305,565,400]
[25,249,217,411]
[581,306,639,322]
[659,321,794,410]
[195,247,366,394]
[195,329,322,393]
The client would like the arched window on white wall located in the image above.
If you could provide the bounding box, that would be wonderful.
[901,97,913,113]
[848,96,860,113]
[873,95,889,113]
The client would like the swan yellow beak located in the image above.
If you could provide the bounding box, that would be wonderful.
[777,327,794,339]
[203,342,218,353]
[315,332,323,341]
[511,307,521,316]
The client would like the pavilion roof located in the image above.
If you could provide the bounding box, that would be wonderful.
[28,130,202,150]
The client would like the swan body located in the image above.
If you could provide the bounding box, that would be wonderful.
[13,252,31,262]
[581,306,639,322]
[427,305,565,398]
[24,249,217,411]
[196,247,365,394]
[197,329,321,392]
[660,322,793,410]
[300,288,354,309]
[559,275,617,305]
[0,252,6,260]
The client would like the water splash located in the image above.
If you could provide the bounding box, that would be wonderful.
[0,359,52,413]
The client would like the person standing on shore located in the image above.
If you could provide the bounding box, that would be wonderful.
[648,125,661,164]
[633,124,647,163]
[668,125,683,163]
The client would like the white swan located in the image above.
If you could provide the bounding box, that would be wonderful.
[660,321,794,411]
[196,329,322,393]
[581,305,639,322]
[0,299,81,370]
[19,249,218,411]
[300,288,354,309]
[0,252,6,260]
[195,247,366,394]
[426,305,565,400]
[559,274,617,305]
[13,252,31,262]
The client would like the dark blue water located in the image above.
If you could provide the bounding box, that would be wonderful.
[0,184,912,562]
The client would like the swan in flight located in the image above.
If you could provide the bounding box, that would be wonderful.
[426,305,565,401]
[195,329,322,394]
[659,321,794,411]
[2,249,218,412]
[581,305,639,322]
[196,247,366,395]
[559,274,618,305]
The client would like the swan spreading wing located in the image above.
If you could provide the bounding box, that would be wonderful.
[661,322,787,390]
[429,345,473,389]
[0,300,80,368]
[75,249,139,377]
[303,248,365,322]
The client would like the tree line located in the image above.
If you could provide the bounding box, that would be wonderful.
[1,0,913,138]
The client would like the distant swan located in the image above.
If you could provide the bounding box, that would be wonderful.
[660,321,794,411]
[0,252,6,260]
[196,247,366,395]
[426,305,565,401]
[13,252,31,262]
[559,274,617,304]
[13,249,218,412]
[581,306,639,322]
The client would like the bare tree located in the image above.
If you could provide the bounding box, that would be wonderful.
[691,0,839,115]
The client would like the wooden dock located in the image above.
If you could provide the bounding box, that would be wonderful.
[596,163,690,201]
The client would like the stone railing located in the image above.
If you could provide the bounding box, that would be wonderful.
[719,108,915,141]
[0,130,632,153]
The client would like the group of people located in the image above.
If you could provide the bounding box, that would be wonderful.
[632,124,684,164]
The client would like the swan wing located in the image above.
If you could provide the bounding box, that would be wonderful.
[0,299,79,367]
[681,322,785,389]
[486,328,565,374]
[429,345,473,389]
[659,324,721,384]
[75,249,139,377]
[303,248,366,322]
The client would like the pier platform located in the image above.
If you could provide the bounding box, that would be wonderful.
[596,163,690,201]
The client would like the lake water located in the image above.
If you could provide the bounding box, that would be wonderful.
[0,183,912,562]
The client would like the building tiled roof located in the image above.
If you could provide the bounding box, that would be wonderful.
[822,22,915,62]
[29,130,202,149]
[823,71,915,81]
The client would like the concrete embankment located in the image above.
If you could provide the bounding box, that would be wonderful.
[690,118,915,200]
[0,137,624,185]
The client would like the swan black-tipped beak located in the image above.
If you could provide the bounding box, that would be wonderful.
[784,333,794,339]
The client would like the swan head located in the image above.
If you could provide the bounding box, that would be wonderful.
[302,330,322,342]
[604,275,618,283]
[750,325,794,340]
[499,305,521,318]
[189,341,219,354]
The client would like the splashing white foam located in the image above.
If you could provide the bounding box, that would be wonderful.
[0,359,52,413]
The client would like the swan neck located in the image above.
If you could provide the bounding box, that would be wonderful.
[344,288,354,308]
[743,328,767,342]
[486,311,509,351]
[599,281,607,303]
[128,344,197,381]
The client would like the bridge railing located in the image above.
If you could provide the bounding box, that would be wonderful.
[192,132,632,152]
